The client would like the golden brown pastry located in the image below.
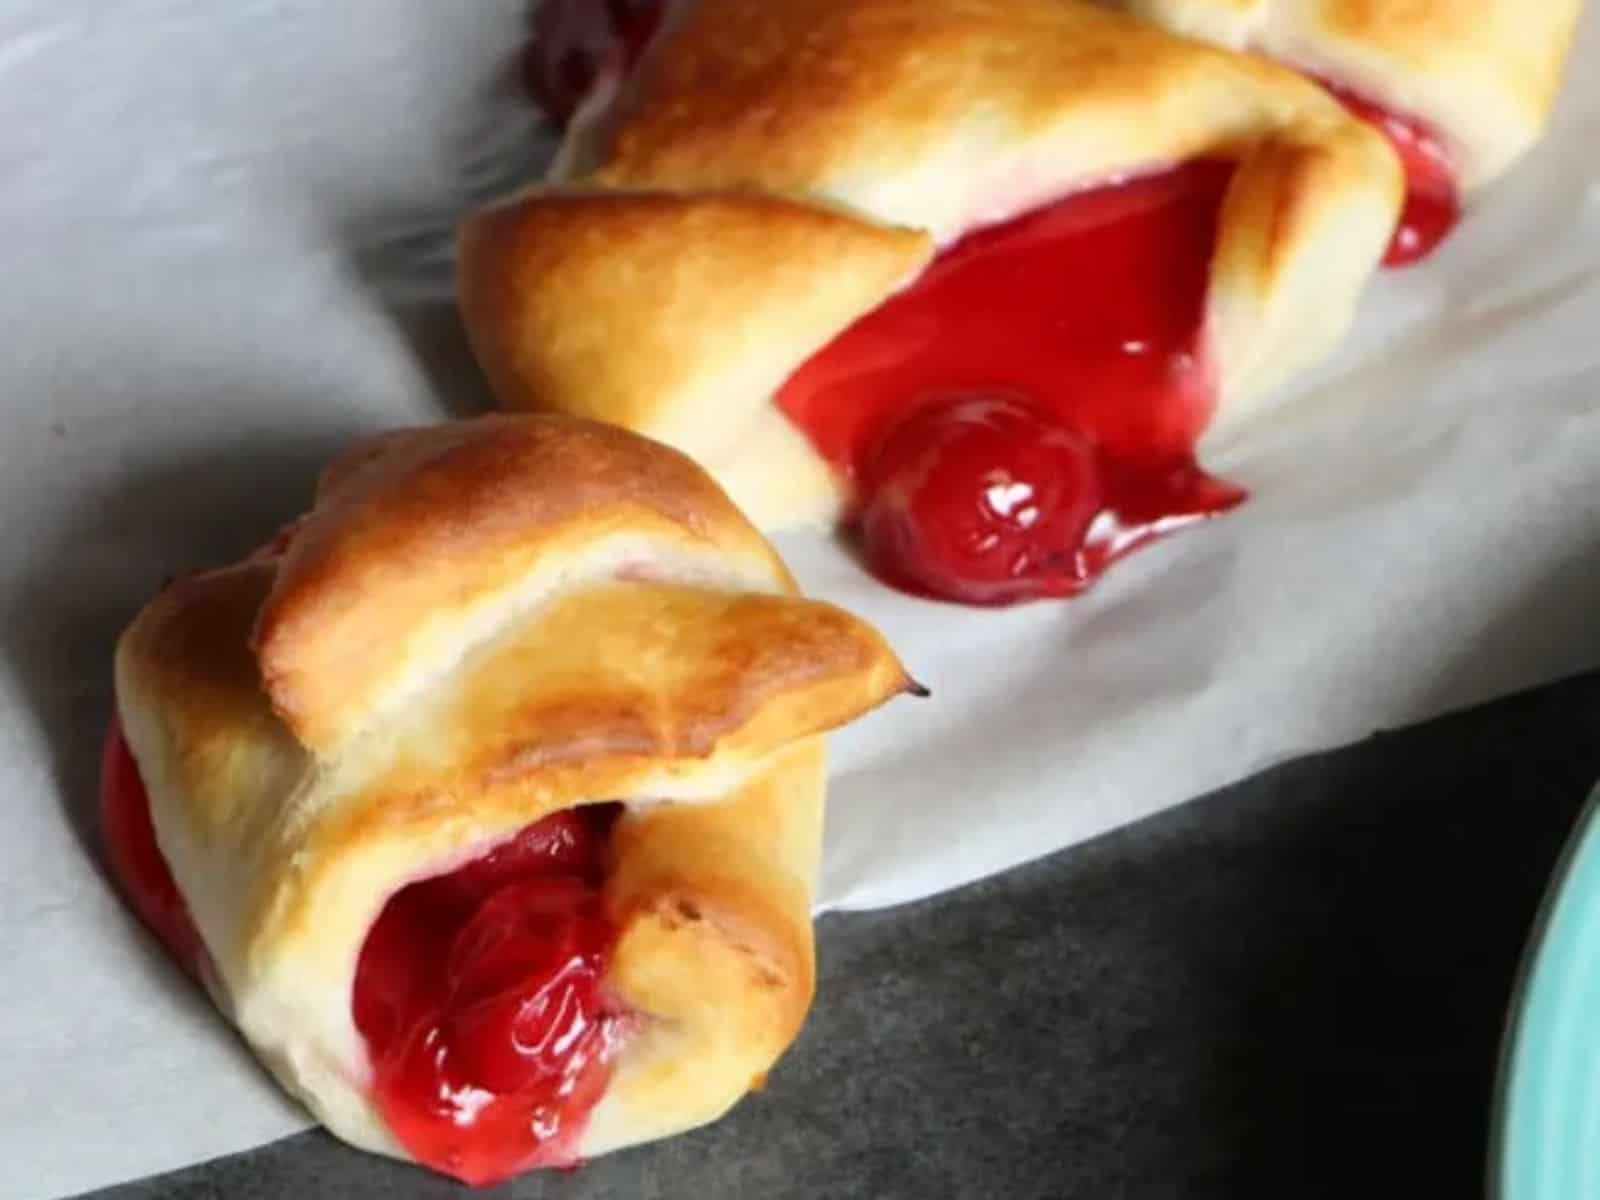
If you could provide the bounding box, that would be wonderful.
[1101,0,1584,190]
[104,414,916,1185]
[459,0,1405,606]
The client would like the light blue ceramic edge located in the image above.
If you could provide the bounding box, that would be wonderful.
[1491,782,1600,1200]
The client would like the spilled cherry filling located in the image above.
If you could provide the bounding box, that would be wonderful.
[780,160,1245,604]
[100,719,629,1187]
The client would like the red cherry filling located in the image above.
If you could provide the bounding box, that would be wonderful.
[1309,76,1461,268]
[99,719,209,977]
[441,880,609,1094]
[354,807,625,1185]
[526,0,663,128]
[100,715,626,1186]
[777,158,1245,605]
[860,394,1246,604]
[860,395,1103,604]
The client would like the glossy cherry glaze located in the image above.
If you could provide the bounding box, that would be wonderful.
[100,719,210,977]
[778,159,1246,604]
[100,719,628,1186]
[527,0,663,128]
[1312,76,1461,267]
[858,394,1238,605]
[354,804,626,1185]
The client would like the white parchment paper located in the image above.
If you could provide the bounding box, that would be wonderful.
[1,2,1597,1195]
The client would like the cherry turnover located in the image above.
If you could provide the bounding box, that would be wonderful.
[526,2,1459,605]
[100,719,627,1186]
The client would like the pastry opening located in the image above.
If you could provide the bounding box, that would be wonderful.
[353,801,629,1185]
[775,159,1246,606]
[100,715,631,1187]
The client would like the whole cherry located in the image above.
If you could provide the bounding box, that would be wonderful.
[858,394,1106,605]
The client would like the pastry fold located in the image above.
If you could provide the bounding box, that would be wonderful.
[113,414,913,1164]
[458,0,1404,529]
[1104,0,1584,188]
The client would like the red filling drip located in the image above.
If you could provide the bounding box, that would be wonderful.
[777,159,1245,605]
[100,719,209,976]
[527,0,663,128]
[99,720,627,1187]
[1312,77,1461,267]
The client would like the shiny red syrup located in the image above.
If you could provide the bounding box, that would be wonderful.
[776,159,1246,605]
[100,719,209,977]
[527,0,663,128]
[353,804,626,1186]
[100,720,627,1187]
[1314,77,1461,267]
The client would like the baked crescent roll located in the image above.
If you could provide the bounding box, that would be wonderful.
[107,414,916,1185]
[1103,0,1584,190]
[459,0,1403,548]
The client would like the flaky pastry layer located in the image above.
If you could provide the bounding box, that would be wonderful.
[112,414,913,1167]
[458,0,1404,529]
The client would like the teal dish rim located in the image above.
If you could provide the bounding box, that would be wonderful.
[1491,781,1600,1199]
